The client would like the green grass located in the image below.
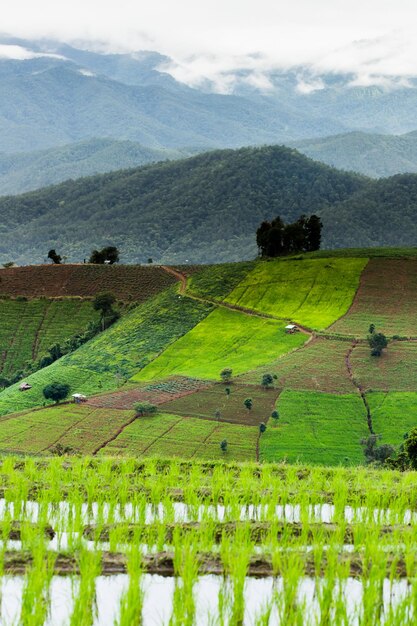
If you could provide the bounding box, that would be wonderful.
[187,261,255,299]
[304,247,417,259]
[99,412,258,461]
[239,337,354,393]
[0,299,98,377]
[225,257,367,330]
[0,289,212,416]
[132,307,306,382]
[260,390,369,465]
[367,392,417,446]
[0,404,135,454]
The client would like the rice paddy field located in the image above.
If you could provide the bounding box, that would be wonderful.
[133,308,306,382]
[239,337,354,393]
[225,258,367,330]
[1,457,417,624]
[1,253,417,469]
[260,391,369,465]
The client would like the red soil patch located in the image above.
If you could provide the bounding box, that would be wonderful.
[87,377,211,410]
[0,264,176,301]
[330,259,417,337]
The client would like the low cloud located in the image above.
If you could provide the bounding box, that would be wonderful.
[2,0,417,91]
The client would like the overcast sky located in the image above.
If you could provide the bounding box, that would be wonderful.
[1,0,416,90]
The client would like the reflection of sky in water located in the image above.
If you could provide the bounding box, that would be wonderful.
[0,575,411,626]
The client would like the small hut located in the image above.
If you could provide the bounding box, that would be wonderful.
[285,324,299,334]
[19,382,32,391]
[72,393,87,404]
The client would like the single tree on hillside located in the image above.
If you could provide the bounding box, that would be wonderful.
[259,422,267,434]
[134,401,157,416]
[43,382,70,403]
[220,439,228,452]
[47,249,62,264]
[93,292,118,331]
[261,373,274,389]
[368,331,388,357]
[244,398,253,411]
[220,368,233,383]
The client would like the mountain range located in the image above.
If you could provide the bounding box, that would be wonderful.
[0,145,416,265]
[2,37,417,156]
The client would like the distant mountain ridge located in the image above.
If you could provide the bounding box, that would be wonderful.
[1,36,417,157]
[292,131,417,178]
[0,139,195,196]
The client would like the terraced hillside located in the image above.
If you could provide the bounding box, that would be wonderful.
[1,253,417,466]
[0,299,98,378]
[0,264,176,300]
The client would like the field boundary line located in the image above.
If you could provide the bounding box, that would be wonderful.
[159,265,314,333]
[327,258,370,332]
[31,300,52,360]
[345,341,374,435]
[92,411,139,455]
[138,415,186,455]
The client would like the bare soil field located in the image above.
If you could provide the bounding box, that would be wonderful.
[0,264,176,301]
[330,258,417,337]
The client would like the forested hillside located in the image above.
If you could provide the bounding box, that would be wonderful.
[0,146,366,264]
[292,131,417,178]
[0,139,194,196]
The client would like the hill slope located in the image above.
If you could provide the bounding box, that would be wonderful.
[0,146,366,264]
[292,131,417,178]
[0,254,417,465]
[0,139,194,196]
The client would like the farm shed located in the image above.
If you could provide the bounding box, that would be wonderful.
[285,324,299,334]
[19,382,32,391]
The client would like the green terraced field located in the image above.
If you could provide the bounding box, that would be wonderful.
[260,390,368,465]
[187,261,255,299]
[225,257,367,329]
[0,289,212,416]
[132,307,306,382]
[0,299,98,377]
[331,259,417,337]
[239,337,354,392]
[350,341,417,392]
[99,412,258,460]
[367,392,417,446]
[0,404,135,454]
[159,384,280,425]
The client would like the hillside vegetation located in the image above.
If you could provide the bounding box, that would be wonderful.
[0,253,417,467]
[0,146,366,264]
[292,130,417,178]
[2,145,417,265]
[0,139,193,195]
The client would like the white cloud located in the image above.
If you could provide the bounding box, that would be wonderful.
[0,44,63,60]
[2,0,417,89]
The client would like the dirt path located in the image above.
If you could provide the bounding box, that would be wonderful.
[92,412,139,456]
[32,301,52,360]
[345,341,374,434]
[159,265,313,335]
[160,265,187,294]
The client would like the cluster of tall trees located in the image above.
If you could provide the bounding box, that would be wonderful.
[47,246,120,265]
[256,215,323,257]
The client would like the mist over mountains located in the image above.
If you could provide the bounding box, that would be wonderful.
[1,36,417,157]
[1,37,417,263]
